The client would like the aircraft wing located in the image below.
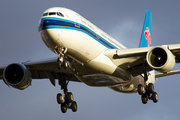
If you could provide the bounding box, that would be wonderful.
[0,57,80,86]
[155,70,180,78]
[104,44,180,76]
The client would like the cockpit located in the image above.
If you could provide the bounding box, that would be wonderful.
[42,12,64,17]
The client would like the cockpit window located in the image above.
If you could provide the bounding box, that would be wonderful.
[49,12,56,15]
[43,12,48,16]
[57,12,64,17]
[42,12,64,17]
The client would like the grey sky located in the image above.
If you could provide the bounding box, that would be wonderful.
[0,0,180,120]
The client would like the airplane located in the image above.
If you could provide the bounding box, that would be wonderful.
[1,7,180,113]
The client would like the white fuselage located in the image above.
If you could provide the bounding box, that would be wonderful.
[39,7,145,93]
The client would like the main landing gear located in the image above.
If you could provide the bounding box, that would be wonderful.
[56,48,77,113]
[56,73,77,113]
[57,90,77,113]
[138,84,158,104]
[137,63,158,104]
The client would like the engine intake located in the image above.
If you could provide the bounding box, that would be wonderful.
[3,63,32,90]
[146,46,175,73]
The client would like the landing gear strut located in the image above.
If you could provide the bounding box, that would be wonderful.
[57,56,69,70]
[55,47,77,113]
[56,73,77,113]
[56,47,77,113]
[138,63,158,104]
[56,47,69,70]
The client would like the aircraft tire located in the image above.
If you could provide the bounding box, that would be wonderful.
[66,92,74,103]
[152,92,158,103]
[138,84,144,95]
[71,101,77,112]
[141,94,148,104]
[61,103,67,113]
[57,93,64,104]
[148,83,154,93]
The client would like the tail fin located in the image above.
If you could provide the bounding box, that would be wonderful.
[139,9,152,48]
[139,10,156,84]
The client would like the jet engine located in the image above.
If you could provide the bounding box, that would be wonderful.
[146,46,175,73]
[3,63,32,90]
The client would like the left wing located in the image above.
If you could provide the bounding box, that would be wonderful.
[0,57,80,88]
[104,44,180,76]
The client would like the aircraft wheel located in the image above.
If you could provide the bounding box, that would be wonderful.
[57,93,64,104]
[148,83,154,93]
[138,84,144,95]
[141,94,148,104]
[57,57,63,70]
[66,92,74,103]
[71,101,77,112]
[63,61,69,69]
[61,103,67,113]
[152,92,158,103]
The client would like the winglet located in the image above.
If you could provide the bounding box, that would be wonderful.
[139,9,152,48]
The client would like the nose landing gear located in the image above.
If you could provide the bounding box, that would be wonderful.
[57,57,69,70]
[55,47,69,70]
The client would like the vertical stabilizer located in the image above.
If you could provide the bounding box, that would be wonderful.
[139,10,156,84]
[139,9,152,47]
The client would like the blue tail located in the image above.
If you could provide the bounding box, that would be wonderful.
[139,10,156,84]
[139,9,152,48]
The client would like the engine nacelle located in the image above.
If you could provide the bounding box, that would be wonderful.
[146,46,175,73]
[3,63,32,90]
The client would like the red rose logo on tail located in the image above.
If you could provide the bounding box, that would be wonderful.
[144,27,151,47]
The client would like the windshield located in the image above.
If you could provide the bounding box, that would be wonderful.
[42,12,64,17]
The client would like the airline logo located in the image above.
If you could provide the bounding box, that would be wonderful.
[144,27,151,47]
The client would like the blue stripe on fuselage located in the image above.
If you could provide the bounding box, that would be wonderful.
[39,17,118,49]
